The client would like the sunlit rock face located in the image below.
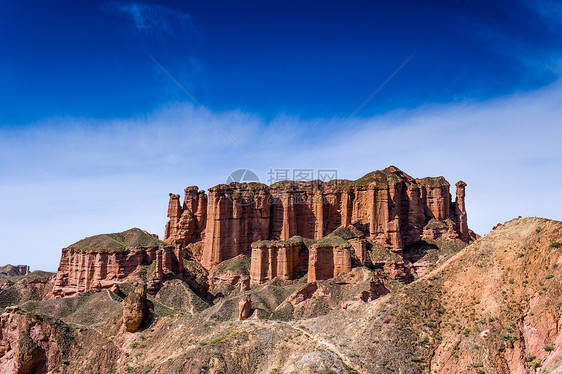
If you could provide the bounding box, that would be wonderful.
[51,228,184,298]
[50,166,475,299]
[165,166,475,274]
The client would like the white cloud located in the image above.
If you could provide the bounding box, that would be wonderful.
[1,80,562,271]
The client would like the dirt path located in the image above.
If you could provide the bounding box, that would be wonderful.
[291,324,363,373]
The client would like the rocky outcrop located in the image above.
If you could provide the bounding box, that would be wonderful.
[250,237,305,285]
[166,166,474,273]
[249,233,356,284]
[202,183,270,268]
[0,308,72,373]
[50,167,474,301]
[208,255,251,296]
[238,295,251,320]
[122,283,153,332]
[455,181,469,242]
[51,228,184,298]
[0,272,54,309]
[308,236,352,282]
[348,238,368,265]
[164,187,207,247]
[0,265,30,277]
[274,267,389,319]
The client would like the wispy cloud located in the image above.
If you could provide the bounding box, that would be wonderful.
[103,2,193,36]
[1,79,562,271]
[453,3,562,78]
[521,0,562,27]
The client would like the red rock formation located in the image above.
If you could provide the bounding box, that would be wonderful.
[166,167,473,273]
[51,229,184,298]
[455,181,469,242]
[308,239,352,282]
[238,295,252,320]
[349,238,368,265]
[164,187,207,247]
[49,167,474,300]
[249,237,303,285]
[202,183,270,268]
[122,283,153,332]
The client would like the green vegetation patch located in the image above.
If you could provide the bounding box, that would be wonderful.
[67,228,165,252]
[213,254,251,275]
[371,246,402,263]
[423,219,450,230]
[5,270,55,283]
[331,225,364,240]
[354,167,412,187]
[20,290,122,326]
[312,234,350,248]
[252,236,304,248]
[0,288,19,309]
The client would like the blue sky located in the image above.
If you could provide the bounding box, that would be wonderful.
[2,0,561,123]
[1,0,562,271]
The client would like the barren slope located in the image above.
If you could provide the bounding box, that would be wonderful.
[3,217,562,373]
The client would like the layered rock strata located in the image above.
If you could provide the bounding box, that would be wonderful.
[164,187,207,247]
[250,234,357,284]
[308,238,352,282]
[51,166,475,299]
[166,166,473,270]
[249,237,305,285]
[52,228,182,297]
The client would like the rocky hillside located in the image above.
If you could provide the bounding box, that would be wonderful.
[0,265,29,277]
[2,217,562,373]
[0,270,54,310]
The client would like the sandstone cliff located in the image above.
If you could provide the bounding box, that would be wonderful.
[250,236,305,285]
[51,228,184,297]
[49,167,475,302]
[166,166,474,274]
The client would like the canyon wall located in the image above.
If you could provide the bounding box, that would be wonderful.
[51,228,183,297]
[166,166,472,270]
[51,245,184,297]
[249,237,305,285]
[202,183,270,268]
[51,166,473,298]
[308,241,352,282]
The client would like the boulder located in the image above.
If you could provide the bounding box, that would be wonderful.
[238,295,252,320]
[122,283,152,332]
